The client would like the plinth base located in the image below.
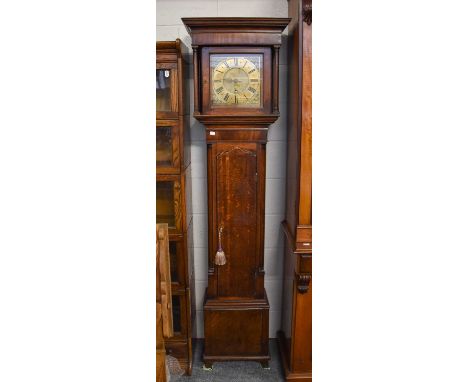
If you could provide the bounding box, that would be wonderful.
[203,290,270,367]
[277,330,312,381]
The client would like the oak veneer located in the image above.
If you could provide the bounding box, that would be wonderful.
[183,17,289,369]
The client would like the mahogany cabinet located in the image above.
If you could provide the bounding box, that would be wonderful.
[156,39,195,375]
[277,1,312,381]
[182,17,290,369]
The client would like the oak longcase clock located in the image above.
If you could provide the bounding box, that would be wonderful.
[183,17,290,369]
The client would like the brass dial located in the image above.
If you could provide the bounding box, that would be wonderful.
[211,55,262,107]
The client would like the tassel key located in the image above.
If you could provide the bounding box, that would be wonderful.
[214,226,227,266]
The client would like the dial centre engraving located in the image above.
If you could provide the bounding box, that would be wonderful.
[223,67,249,94]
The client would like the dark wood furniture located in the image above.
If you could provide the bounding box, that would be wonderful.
[182,17,289,369]
[277,1,312,381]
[156,39,195,375]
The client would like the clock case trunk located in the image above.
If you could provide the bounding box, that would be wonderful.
[182,17,290,368]
[204,129,269,367]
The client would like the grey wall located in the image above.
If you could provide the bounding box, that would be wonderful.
[157,0,288,338]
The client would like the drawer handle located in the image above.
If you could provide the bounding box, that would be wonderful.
[214,226,227,266]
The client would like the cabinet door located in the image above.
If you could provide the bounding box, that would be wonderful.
[156,176,183,233]
[156,63,178,119]
[156,121,180,174]
[170,292,188,338]
[168,237,186,287]
[214,143,259,298]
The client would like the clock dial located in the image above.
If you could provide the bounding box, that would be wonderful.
[210,54,262,108]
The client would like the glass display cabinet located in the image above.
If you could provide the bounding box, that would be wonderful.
[156,177,181,232]
[156,121,180,173]
[156,68,173,112]
[156,65,178,119]
[156,39,194,375]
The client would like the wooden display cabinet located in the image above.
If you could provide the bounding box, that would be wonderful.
[156,39,195,375]
[277,1,312,381]
[156,120,181,173]
[182,17,290,369]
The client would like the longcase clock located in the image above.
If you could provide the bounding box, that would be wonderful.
[182,17,290,369]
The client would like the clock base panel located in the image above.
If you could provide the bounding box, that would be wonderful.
[203,290,270,365]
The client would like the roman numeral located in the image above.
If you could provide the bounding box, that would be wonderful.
[224,94,230,101]
[216,87,224,94]
[248,69,256,74]
[250,79,258,82]
[234,58,238,66]
[234,95,238,104]
[214,79,222,83]
[248,86,256,93]
[215,69,223,73]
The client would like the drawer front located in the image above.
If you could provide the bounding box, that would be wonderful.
[156,176,183,234]
[156,121,181,174]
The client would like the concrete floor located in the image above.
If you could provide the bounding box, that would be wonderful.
[172,339,284,381]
